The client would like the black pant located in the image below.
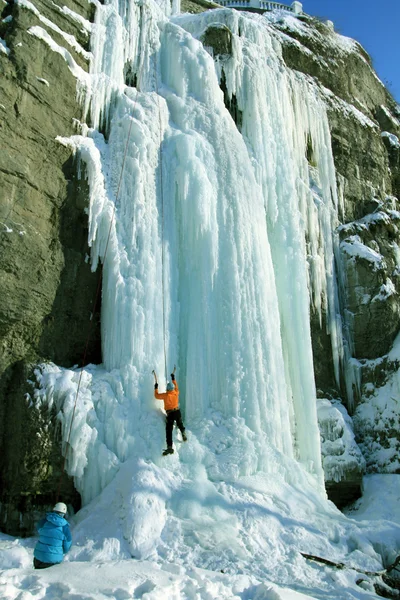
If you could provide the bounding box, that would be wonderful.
[34,557,56,569]
[166,409,185,447]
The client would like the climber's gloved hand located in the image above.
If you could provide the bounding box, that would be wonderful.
[154,383,158,390]
[171,373,175,381]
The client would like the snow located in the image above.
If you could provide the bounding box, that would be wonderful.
[338,211,394,235]
[320,86,378,129]
[3,0,400,598]
[372,278,396,302]
[0,36,10,55]
[340,235,386,271]
[36,76,50,86]
[317,398,365,484]
[380,105,400,128]
[16,0,92,60]
[50,1,92,34]
[382,131,400,149]
[27,25,89,88]
[354,343,400,473]
[265,12,359,57]
[2,476,400,599]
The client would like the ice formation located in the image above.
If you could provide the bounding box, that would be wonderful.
[34,0,355,558]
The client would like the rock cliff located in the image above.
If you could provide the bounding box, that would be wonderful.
[0,0,100,534]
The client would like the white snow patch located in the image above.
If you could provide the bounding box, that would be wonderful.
[50,1,92,33]
[317,398,365,484]
[380,104,400,128]
[382,131,400,149]
[0,37,10,55]
[36,76,50,86]
[372,278,396,302]
[340,235,385,270]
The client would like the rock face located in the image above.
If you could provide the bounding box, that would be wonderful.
[0,0,100,534]
[1,1,400,532]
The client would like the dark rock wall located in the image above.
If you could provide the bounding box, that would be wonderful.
[0,0,100,534]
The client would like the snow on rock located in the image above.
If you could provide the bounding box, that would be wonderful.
[264,11,358,56]
[0,37,10,55]
[28,25,89,87]
[372,278,397,302]
[320,86,378,129]
[340,235,386,271]
[36,76,49,86]
[16,0,92,59]
[379,104,400,128]
[382,131,400,148]
[317,398,365,484]
[354,379,400,473]
[51,2,92,34]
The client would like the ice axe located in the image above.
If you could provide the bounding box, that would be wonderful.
[152,369,158,385]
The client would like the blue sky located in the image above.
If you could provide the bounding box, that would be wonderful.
[302,0,400,102]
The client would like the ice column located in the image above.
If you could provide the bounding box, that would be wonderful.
[71,0,339,485]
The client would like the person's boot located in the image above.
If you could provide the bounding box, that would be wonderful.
[162,446,174,456]
[182,432,187,442]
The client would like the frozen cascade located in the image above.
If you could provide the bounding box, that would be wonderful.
[37,0,350,558]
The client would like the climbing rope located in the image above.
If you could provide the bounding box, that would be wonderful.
[154,48,168,383]
[56,73,142,501]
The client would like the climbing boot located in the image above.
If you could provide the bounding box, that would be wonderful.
[182,433,187,442]
[162,447,174,456]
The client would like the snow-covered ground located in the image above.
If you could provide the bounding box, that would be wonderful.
[1,474,400,599]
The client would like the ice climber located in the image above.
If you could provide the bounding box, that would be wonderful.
[154,367,187,455]
[33,502,72,569]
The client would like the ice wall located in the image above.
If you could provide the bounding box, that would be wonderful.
[42,0,348,528]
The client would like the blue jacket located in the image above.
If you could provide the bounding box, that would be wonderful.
[34,512,72,564]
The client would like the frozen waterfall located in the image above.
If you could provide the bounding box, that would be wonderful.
[36,0,348,558]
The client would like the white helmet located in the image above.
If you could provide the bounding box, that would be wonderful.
[53,502,67,515]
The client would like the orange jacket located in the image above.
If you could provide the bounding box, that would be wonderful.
[154,380,179,411]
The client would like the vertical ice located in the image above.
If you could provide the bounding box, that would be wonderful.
[48,0,352,512]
